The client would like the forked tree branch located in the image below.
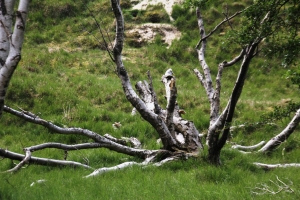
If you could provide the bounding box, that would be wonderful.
[136,71,203,153]
[217,43,258,149]
[110,0,177,150]
[4,149,31,173]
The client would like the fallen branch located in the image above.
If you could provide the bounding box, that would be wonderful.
[251,176,294,195]
[258,109,300,152]
[85,161,143,178]
[5,149,31,173]
[85,152,185,178]
[30,179,47,187]
[254,162,300,169]
[0,148,94,171]
[231,141,265,151]
[3,105,157,159]
[104,134,141,148]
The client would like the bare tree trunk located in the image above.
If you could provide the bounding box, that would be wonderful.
[111,0,202,154]
[194,5,271,165]
[0,0,14,66]
[111,0,177,151]
[0,0,29,116]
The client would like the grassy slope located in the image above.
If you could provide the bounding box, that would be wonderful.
[0,0,300,199]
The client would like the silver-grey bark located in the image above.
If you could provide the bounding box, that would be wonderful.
[0,0,29,116]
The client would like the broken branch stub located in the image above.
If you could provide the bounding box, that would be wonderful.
[136,69,203,154]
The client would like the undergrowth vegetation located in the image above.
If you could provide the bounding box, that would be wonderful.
[0,0,299,199]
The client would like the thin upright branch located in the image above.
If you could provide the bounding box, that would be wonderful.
[195,9,245,49]
[222,4,234,30]
[217,43,258,149]
[162,69,177,139]
[85,5,114,62]
[147,71,162,114]
[195,7,214,102]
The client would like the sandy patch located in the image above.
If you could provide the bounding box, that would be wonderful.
[127,23,181,47]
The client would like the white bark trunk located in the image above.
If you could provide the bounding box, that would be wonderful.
[0,0,30,116]
[0,0,15,67]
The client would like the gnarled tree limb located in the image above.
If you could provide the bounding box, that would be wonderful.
[3,105,158,159]
[111,0,177,150]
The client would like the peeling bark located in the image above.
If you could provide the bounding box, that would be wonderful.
[111,0,177,150]
[111,0,203,153]
[0,0,14,67]
[135,70,203,153]
[194,5,269,165]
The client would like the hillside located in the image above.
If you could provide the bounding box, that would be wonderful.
[0,0,300,199]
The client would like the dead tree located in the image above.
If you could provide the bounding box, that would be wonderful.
[0,0,299,176]
[193,1,300,164]
[194,6,263,164]
[0,0,203,177]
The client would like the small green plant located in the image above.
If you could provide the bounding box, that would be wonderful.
[260,101,300,123]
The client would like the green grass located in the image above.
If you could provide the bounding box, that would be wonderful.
[0,0,300,199]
